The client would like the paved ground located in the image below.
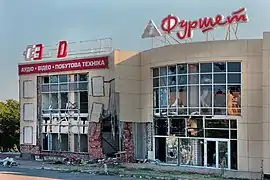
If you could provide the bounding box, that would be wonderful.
[0,167,140,180]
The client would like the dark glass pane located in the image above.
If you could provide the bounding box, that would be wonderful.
[154,119,168,135]
[168,66,176,75]
[50,75,58,83]
[200,63,212,73]
[201,85,212,107]
[178,86,187,107]
[155,137,166,162]
[79,91,88,113]
[79,82,88,90]
[160,88,167,107]
[74,74,78,81]
[230,130,237,139]
[59,75,68,82]
[50,84,58,91]
[168,76,177,85]
[69,83,77,91]
[214,85,226,107]
[59,84,68,91]
[177,64,187,74]
[214,62,226,72]
[200,108,212,115]
[178,108,187,115]
[153,68,159,77]
[205,130,229,138]
[41,85,49,92]
[188,64,199,73]
[79,74,88,81]
[231,140,238,170]
[153,78,159,87]
[189,74,199,84]
[201,74,212,84]
[51,93,58,109]
[188,86,199,107]
[228,74,241,84]
[153,89,159,108]
[230,120,237,129]
[43,76,49,83]
[214,108,226,115]
[178,75,187,85]
[160,77,167,86]
[60,93,68,109]
[228,62,241,72]
[205,120,229,128]
[160,67,167,76]
[214,74,226,84]
[170,118,186,136]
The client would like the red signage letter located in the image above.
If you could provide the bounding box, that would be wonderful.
[57,40,68,58]
[33,44,44,60]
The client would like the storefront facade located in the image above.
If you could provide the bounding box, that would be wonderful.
[19,32,270,175]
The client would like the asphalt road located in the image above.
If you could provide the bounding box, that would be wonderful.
[0,167,141,180]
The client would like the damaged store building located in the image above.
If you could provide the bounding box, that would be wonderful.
[18,39,147,162]
[18,32,270,176]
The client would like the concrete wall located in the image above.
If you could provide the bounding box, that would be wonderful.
[262,32,270,174]
[114,50,141,122]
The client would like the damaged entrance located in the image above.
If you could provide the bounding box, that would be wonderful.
[38,73,120,157]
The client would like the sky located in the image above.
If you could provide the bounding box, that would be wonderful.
[0,0,269,101]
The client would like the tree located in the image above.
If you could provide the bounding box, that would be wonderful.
[0,99,20,152]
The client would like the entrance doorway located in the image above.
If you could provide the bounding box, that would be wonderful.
[204,139,230,169]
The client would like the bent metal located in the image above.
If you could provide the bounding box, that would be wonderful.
[161,8,248,40]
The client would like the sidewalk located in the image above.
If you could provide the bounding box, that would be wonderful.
[12,160,230,180]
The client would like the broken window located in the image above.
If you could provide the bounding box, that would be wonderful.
[60,134,68,151]
[51,133,59,151]
[50,75,58,83]
[80,91,88,113]
[59,75,68,82]
[74,134,88,152]
[60,92,68,110]
[39,73,90,153]
[43,76,49,83]
[42,94,50,109]
[51,93,58,109]
[79,74,88,81]
[170,118,185,136]
[154,118,168,136]
[42,133,49,150]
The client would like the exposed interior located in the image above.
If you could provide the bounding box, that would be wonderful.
[37,73,119,156]
[153,62,240,170]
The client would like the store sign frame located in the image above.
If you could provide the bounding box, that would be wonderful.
[18,56,109,75]
[161,7,248,40]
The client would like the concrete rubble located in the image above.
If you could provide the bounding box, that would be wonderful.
[0,157,18,167]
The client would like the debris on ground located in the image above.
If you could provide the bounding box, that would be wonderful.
[0,157,18,167]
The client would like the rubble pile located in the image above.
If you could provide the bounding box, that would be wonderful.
[0,157,18,167]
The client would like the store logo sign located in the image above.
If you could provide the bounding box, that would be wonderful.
[23,40,68,61]
[161,8,248,40]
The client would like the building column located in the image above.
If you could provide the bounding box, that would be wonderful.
[69,75,75,152]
